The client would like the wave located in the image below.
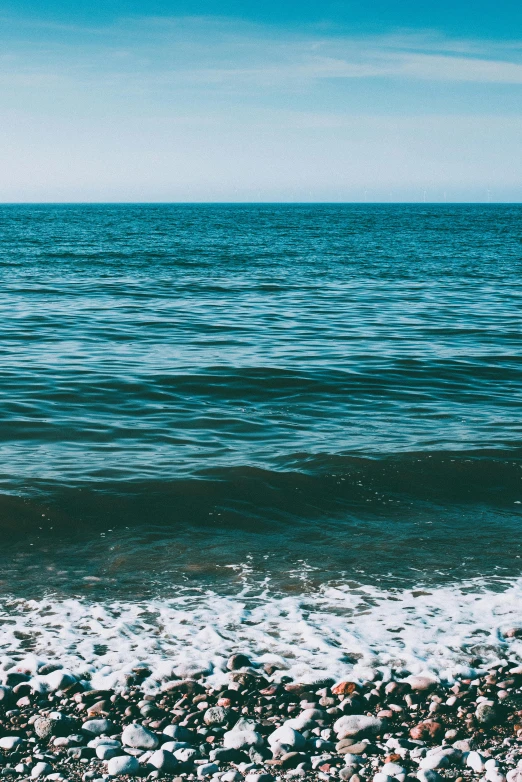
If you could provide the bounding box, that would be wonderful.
[1,448,521,534]
[1,575,522,689]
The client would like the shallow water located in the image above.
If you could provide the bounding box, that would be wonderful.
[0,203,521,678]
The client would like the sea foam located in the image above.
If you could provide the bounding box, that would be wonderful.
[1,576,521,690]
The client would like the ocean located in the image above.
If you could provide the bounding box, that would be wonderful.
[1,202,521,688]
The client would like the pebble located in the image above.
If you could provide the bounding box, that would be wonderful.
[204,707,230,726]
[31,762,54,778]
[96,745,121,761]
[268,725,306,751]
[106,755,140,776]
[476,701,498,725]
[163,725,193,742]
[82,719,116,737]
[196,763,220,778]
[44,670,77,692]
[227,654,252,671]
[467,751,486,772]
[121,724,159,750]
[381,762,407,780]
[417,771,443,782]
[161,740,191,753]
[0,737,22,750]
[34,717,59,740]
[148,749,178,772]
[88,738,121,749]
[405,676,438,692]
[286,709,323,732]
[334,715,384,740]
[174,747,197,762]
[223,730,263,750]
[409,720,443,741]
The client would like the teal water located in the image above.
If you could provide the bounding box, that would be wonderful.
[0,203,521,600]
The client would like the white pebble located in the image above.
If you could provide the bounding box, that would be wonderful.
[197,763,220,778]
[417,771,442,782]
[382,764,406,782]
[220,774,242,782]
[121,724,159,750]
[107,755,140,777]
[31,762,53,779]
[0,736,22,750]
[467,752,486,773]
[97,746,121,761]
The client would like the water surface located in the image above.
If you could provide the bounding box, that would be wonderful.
[0,204,521,679]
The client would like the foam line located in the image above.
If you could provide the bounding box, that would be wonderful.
[1,576,521,689]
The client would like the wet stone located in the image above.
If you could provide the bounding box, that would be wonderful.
[203,706,231,726]
[476,701,497,725]
[122,724,159,750]
[81,719,117,737]
[107,755,140,776]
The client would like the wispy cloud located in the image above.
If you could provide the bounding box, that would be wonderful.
[1,15,522,90]
[173,52,522,86]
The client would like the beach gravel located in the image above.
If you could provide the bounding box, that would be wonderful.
[0,653,521,782]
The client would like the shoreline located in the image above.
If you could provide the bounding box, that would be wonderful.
[2,578,522,694]
[1,653,522,782]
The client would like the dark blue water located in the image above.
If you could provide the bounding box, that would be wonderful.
[1,203,521,599]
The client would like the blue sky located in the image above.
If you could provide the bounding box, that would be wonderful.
[1,1,521,201]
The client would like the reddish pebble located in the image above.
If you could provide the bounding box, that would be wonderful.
[260,686,280,696]
[410,719,444,740]
[503,628,522,639]
[332,681,358,696]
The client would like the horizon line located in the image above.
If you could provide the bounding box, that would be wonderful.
[0,201,521,206]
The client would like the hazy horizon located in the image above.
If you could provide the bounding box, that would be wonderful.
[1,1,521,202]
[1,200,521,205]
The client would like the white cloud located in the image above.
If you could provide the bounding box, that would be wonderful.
[2,17,522,89]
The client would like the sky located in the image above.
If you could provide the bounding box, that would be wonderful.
[1,0,521,201]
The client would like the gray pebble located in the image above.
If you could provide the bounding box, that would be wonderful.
[162,725,193,743]
[204,707,230,726]
[96,746,121,761]
[82,719,116,737]
[148,749,178,772]
[31,762,53,779]
[334,715,384,740]
[107,755,140,776]
[197,763,220,778]
[174,748,198,763]
[476,701,497,725]
[122,724,159,750]
[223,730,263,750]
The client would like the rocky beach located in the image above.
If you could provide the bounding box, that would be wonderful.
[2,646,522,782]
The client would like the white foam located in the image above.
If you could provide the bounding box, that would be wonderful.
[1,576,521,689]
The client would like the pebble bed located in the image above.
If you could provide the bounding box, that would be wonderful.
[1,652,522,782]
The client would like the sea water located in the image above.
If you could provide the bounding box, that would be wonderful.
[0,203,521,683]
